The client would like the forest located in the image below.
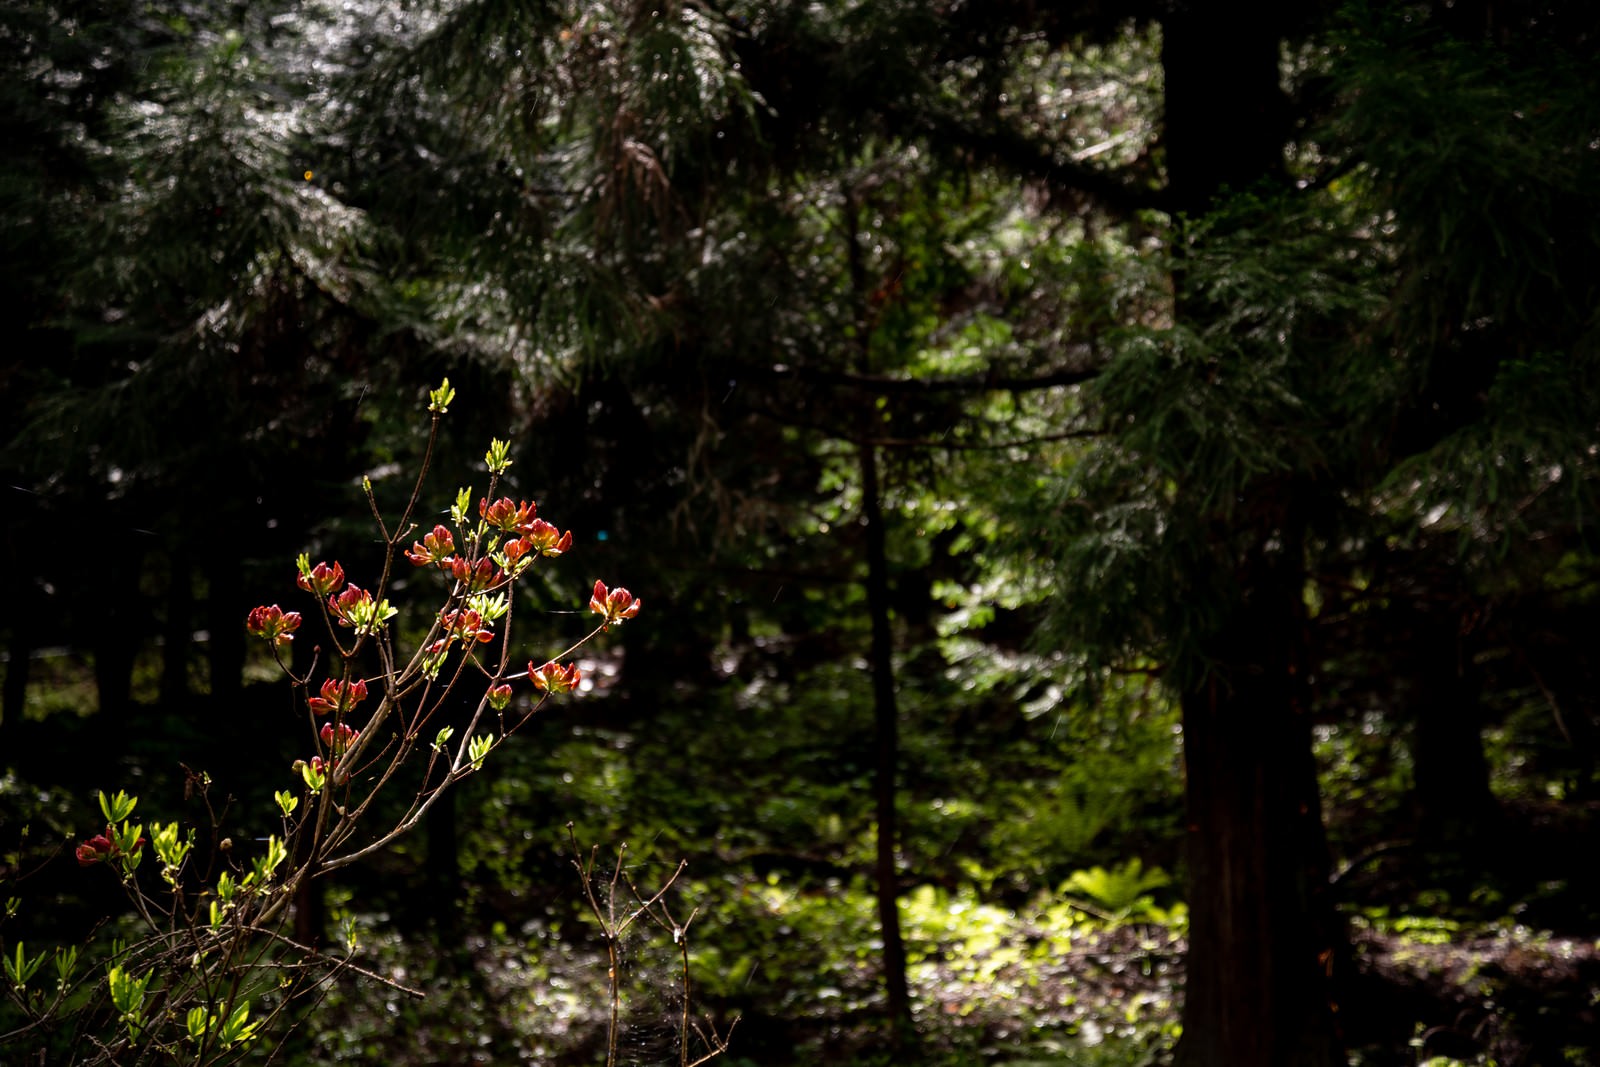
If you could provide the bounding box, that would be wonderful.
[3,1,1600,1064]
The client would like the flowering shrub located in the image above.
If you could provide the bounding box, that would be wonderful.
[0,381,653,1064]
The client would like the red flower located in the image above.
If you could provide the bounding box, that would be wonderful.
[246,605,302,646]
[406,525,456,567]
[523,519,574,558]
[307,677,368,716]
[501,537,533,568]
[529,660,582,694]
[479,497,537,534]
[439,609,494,644]
[588,581,641,628]
[294,755,329,776]
[447,556,504,593]
[75,827,136,867]
[487,683,514,710]
[320,721,359,757]
[76,832,115,867]
[296,560,346,597]
[328,585,371,628]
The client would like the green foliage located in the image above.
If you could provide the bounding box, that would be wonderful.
[106,962,152,1041]
[1060,860,1173,923]
[4,941,47,991]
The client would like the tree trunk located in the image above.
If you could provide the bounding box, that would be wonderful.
[93,545,146,725]
[1161,4,1286,219]
[160,552,194,710]
[842,182,914,1048]
[860,438,914,1048]
[1161,8,1344,1065]
[1409,611,1497,843]
[1174,537,1342,1067]
[426,777,460,927]
[2,621,30,738]
[205,551,245,710]
[425,686,475,930]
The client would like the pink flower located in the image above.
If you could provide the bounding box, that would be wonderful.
[296,560,346,597]
[529,660,582,694]
[246,605,302,646]
[588,581,641,628]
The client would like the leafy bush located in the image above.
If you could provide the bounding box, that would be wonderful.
[0,383,681,1064]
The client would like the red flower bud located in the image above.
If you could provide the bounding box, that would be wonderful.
[76,829,118,867]
[328,585,371,627]
[439,609,494,644]
[296,560,346,597]
[588,581,641,628]
[529,660,582,694]
[320,721,359,757]
[246,605,302,646]
[448,556,504,592]
[487,683,514,710]
[406,525,456,567]
[307,677,368,716]
[523,519,573,558]
[479,497,537,534]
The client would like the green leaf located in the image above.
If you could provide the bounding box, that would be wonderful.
[428,378,456,414]
[98,790,137,824]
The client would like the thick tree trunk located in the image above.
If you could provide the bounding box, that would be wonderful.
[93,545,146,724]
[1161,4,1286,219]
[1174,538,1342,1067]
[1161,7,1344,1065]
[160,552,194,710]
[205,551,245,710]
[1408,612,1497,842]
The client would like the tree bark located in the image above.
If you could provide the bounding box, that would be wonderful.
[1174,528,1342,1067]
[426,780,461,929]
[205,550,245,710]
[1162,8,1343,1064]
[1409,610,1497,843]
[160,552,194,710]
[93,544,146,725]
[842,182,914,1048]
[860,438,915,1048]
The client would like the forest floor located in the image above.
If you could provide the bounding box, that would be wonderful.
[307,885,1600,1066]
